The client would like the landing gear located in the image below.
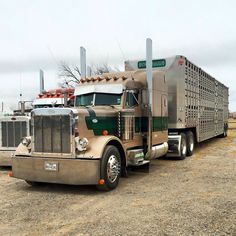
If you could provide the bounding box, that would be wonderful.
[219,123,228,138]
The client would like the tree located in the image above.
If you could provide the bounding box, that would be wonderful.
[59,61,120,87]
[59,61,81,87]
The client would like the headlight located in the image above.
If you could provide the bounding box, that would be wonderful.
[79,138,88,149]
[75,137,89,151]
[21,137,31,147]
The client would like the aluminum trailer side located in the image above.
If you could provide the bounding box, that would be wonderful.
[125,55,229,156]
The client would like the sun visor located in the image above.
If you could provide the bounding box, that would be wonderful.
[75,84,124,96]
[32,98,64,106]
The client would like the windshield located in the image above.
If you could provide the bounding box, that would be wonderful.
[75,93,122,106]
[33,104,64,108]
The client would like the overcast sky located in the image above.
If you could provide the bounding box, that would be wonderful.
[0,0,236,111]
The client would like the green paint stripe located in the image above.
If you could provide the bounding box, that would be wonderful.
[85,115,168,136]
[85,116,117,135]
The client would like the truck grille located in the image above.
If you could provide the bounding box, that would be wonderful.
[34,115,71,153]
[1,121,27,148]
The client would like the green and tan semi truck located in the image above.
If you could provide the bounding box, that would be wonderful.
[11,55,228,190]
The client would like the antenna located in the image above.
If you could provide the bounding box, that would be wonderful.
[20,72,22,102]
[47,45,60,66]
[116,39,126,62]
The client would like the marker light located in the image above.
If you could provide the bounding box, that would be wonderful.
[98,179,105,185]
[102,130,108,136]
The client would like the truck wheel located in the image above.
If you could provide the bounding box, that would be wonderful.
[97,145,121,191]
[178,133,187,160]
[186,131,195,156]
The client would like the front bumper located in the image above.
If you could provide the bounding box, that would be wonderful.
[12,156,100,185]
[0,151,14,166]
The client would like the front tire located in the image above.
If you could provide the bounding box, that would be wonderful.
[186,131,195,156]
[97,145,121,191]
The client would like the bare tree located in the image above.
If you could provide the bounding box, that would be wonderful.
[59,61,81,87]
[59,61,119,87]
[90,63,118,75]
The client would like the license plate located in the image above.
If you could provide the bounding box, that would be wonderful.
[44,162,58,171]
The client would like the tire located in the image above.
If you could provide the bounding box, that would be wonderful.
[97,145,121,191]
[178,133,187,160]
[186,131,195,156]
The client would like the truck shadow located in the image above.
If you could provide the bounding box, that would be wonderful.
[21,182,103,195]
[0,166,12,172]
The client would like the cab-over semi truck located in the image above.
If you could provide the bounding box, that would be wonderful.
[0,88,74,166]
[11,56,228,190]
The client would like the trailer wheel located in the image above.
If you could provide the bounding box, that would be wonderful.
[220,124,228,138]
[178,133,187,160]
[186,131,195,156]
[97,145,121,191]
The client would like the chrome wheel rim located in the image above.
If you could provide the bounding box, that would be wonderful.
[189,136,194,152]
[107,155,120,183]
[182,139,187,155]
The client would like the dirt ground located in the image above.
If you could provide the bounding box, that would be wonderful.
[0,131,236,236]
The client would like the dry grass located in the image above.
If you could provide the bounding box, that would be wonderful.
[228,118,236,129]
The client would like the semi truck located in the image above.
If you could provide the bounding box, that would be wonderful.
[11,55,228,190]
[0,88,74,166]
[125,55,229,156]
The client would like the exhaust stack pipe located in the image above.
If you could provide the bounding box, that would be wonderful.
[19,101,25,114]
[80,47,86,79]
[39,69,45,93]
[63,90,68,107]
[146,38,153,159]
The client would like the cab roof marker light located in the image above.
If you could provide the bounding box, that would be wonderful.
[113,76,118,81]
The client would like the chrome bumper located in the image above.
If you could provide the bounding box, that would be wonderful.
[12,156,100,185]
